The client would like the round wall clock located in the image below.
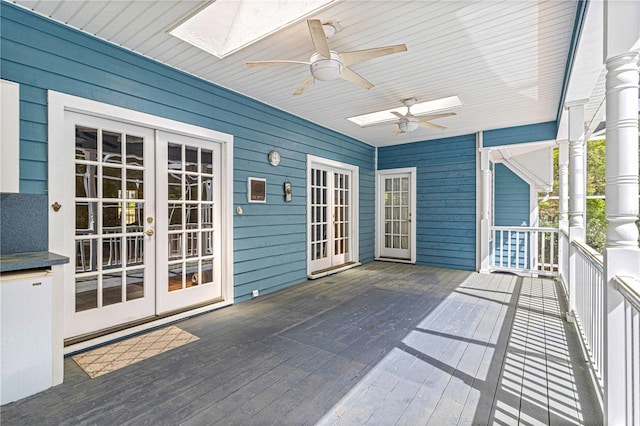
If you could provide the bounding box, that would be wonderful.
[268,150,281,166]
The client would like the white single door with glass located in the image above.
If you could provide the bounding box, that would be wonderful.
[66,112,156,337]
[377,168,417,263]
[307,156,359,276]
[55,102,230,339]
[156,131,222,314]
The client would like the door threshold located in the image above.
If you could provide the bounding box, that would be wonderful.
[375,257,414,264]
[64,298,232,356]
[308,262,360,279]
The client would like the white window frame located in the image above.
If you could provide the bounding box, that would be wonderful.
[306,154,360,278]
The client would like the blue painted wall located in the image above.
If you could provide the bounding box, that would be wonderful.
[378,134,477,271]
[0,2,375,301]
[483,121,557,148]
[493,163,531,269]
[493,164,530,226]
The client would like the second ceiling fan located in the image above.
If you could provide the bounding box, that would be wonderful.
[389,98,456,136]
[247,19,407,96]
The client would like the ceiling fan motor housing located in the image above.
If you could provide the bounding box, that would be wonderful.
[310,51,343,81]
[398,117,419,133]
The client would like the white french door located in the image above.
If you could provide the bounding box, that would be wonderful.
[308,156,359,276]
[156,132,222,314]
[65,112,156,337]
[377,168,417,263]
[55,101,230,340]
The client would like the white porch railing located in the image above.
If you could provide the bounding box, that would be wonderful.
[613,275,640,425]
[489,226,558,276]
[571,240,605,389]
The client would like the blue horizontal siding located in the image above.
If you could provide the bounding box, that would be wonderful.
[378,134,477,271]
[483,121,557,147]
[494,164,530,226]
[0,3,375,301]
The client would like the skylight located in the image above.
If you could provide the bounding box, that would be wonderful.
[170,0,336,59]
[347,96,463,127]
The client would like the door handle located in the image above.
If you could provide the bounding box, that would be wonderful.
[146,228,155,236]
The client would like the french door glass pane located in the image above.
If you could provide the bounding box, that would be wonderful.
[74,125,147,312]
[384,176,409,250]
[165,142,217,293]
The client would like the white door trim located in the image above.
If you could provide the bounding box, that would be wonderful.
[375,167,417,264]
[48,91,234,341]
[306,155,359,278]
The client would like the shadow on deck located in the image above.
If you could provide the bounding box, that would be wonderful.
[0,262,601,425]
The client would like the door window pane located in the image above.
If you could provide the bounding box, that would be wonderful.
[168,263,183,292]
[185,260,199,287]
[126,169,144,199]
[126,269,144,301]
[76,276,98,312]
[126,135,144,166]
[76,127,98,161]
[168,143,182,170]
[126,235,144,266]
[102,167,122,199]
[103,272,122,306]
[102,237,122,269]
[185,146,198,172]
[102,131,122,164]
[76,164,97,198]
[202,149,213,175]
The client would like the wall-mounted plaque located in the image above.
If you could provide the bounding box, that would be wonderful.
[247,177,266,203]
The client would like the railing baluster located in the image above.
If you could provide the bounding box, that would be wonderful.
[515,231,520,269]
[488,226,558,277]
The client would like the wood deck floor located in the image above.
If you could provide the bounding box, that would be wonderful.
[1,262,601,425]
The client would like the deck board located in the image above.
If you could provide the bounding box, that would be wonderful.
[0,262,601,425]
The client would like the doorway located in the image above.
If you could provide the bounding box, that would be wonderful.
[49,92,233,340]
[307,155,359,277]
[376,168,417,263]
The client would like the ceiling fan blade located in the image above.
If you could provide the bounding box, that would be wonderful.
[341,44,407,66]
[419,122,447,130]
[416,112,457,121]
[340,66,374,90]
[307,19,331,58]
[392,128,402,136]
[293,74,315,96]
[247,60,309,67]
[391,111,406,119]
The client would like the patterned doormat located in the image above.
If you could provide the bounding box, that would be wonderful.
[72,325,199,378]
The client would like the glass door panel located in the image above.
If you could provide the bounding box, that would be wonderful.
[379,172,412,260]
[66,112,155,338]
[156,132,222,314]
[309,165,353,273]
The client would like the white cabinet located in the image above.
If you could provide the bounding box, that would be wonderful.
[0,79,20,193]
[1,270,53,404]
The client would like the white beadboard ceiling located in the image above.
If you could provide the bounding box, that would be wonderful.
[12,0,579,147]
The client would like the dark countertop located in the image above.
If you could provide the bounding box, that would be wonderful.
[0,251,69,273]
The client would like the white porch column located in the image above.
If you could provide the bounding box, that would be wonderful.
[479,148,492,273]
[558,140,569,230]
[567,102,587,316]
[568,102,587,242]
[603,50,639,426]
[557,140,571,288]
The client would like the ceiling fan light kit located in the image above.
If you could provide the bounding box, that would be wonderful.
[246,19,407,95]
[310,52,343,81]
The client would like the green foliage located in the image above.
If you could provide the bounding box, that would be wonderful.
[537,121,640,254]
[586,198,606,252]
[587,139,606,196]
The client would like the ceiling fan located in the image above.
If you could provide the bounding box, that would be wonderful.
[390,98,456,136]
[246,19,407,96]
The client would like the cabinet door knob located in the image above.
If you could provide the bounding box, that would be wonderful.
[145,229,154,236]
[51,202,61,212]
